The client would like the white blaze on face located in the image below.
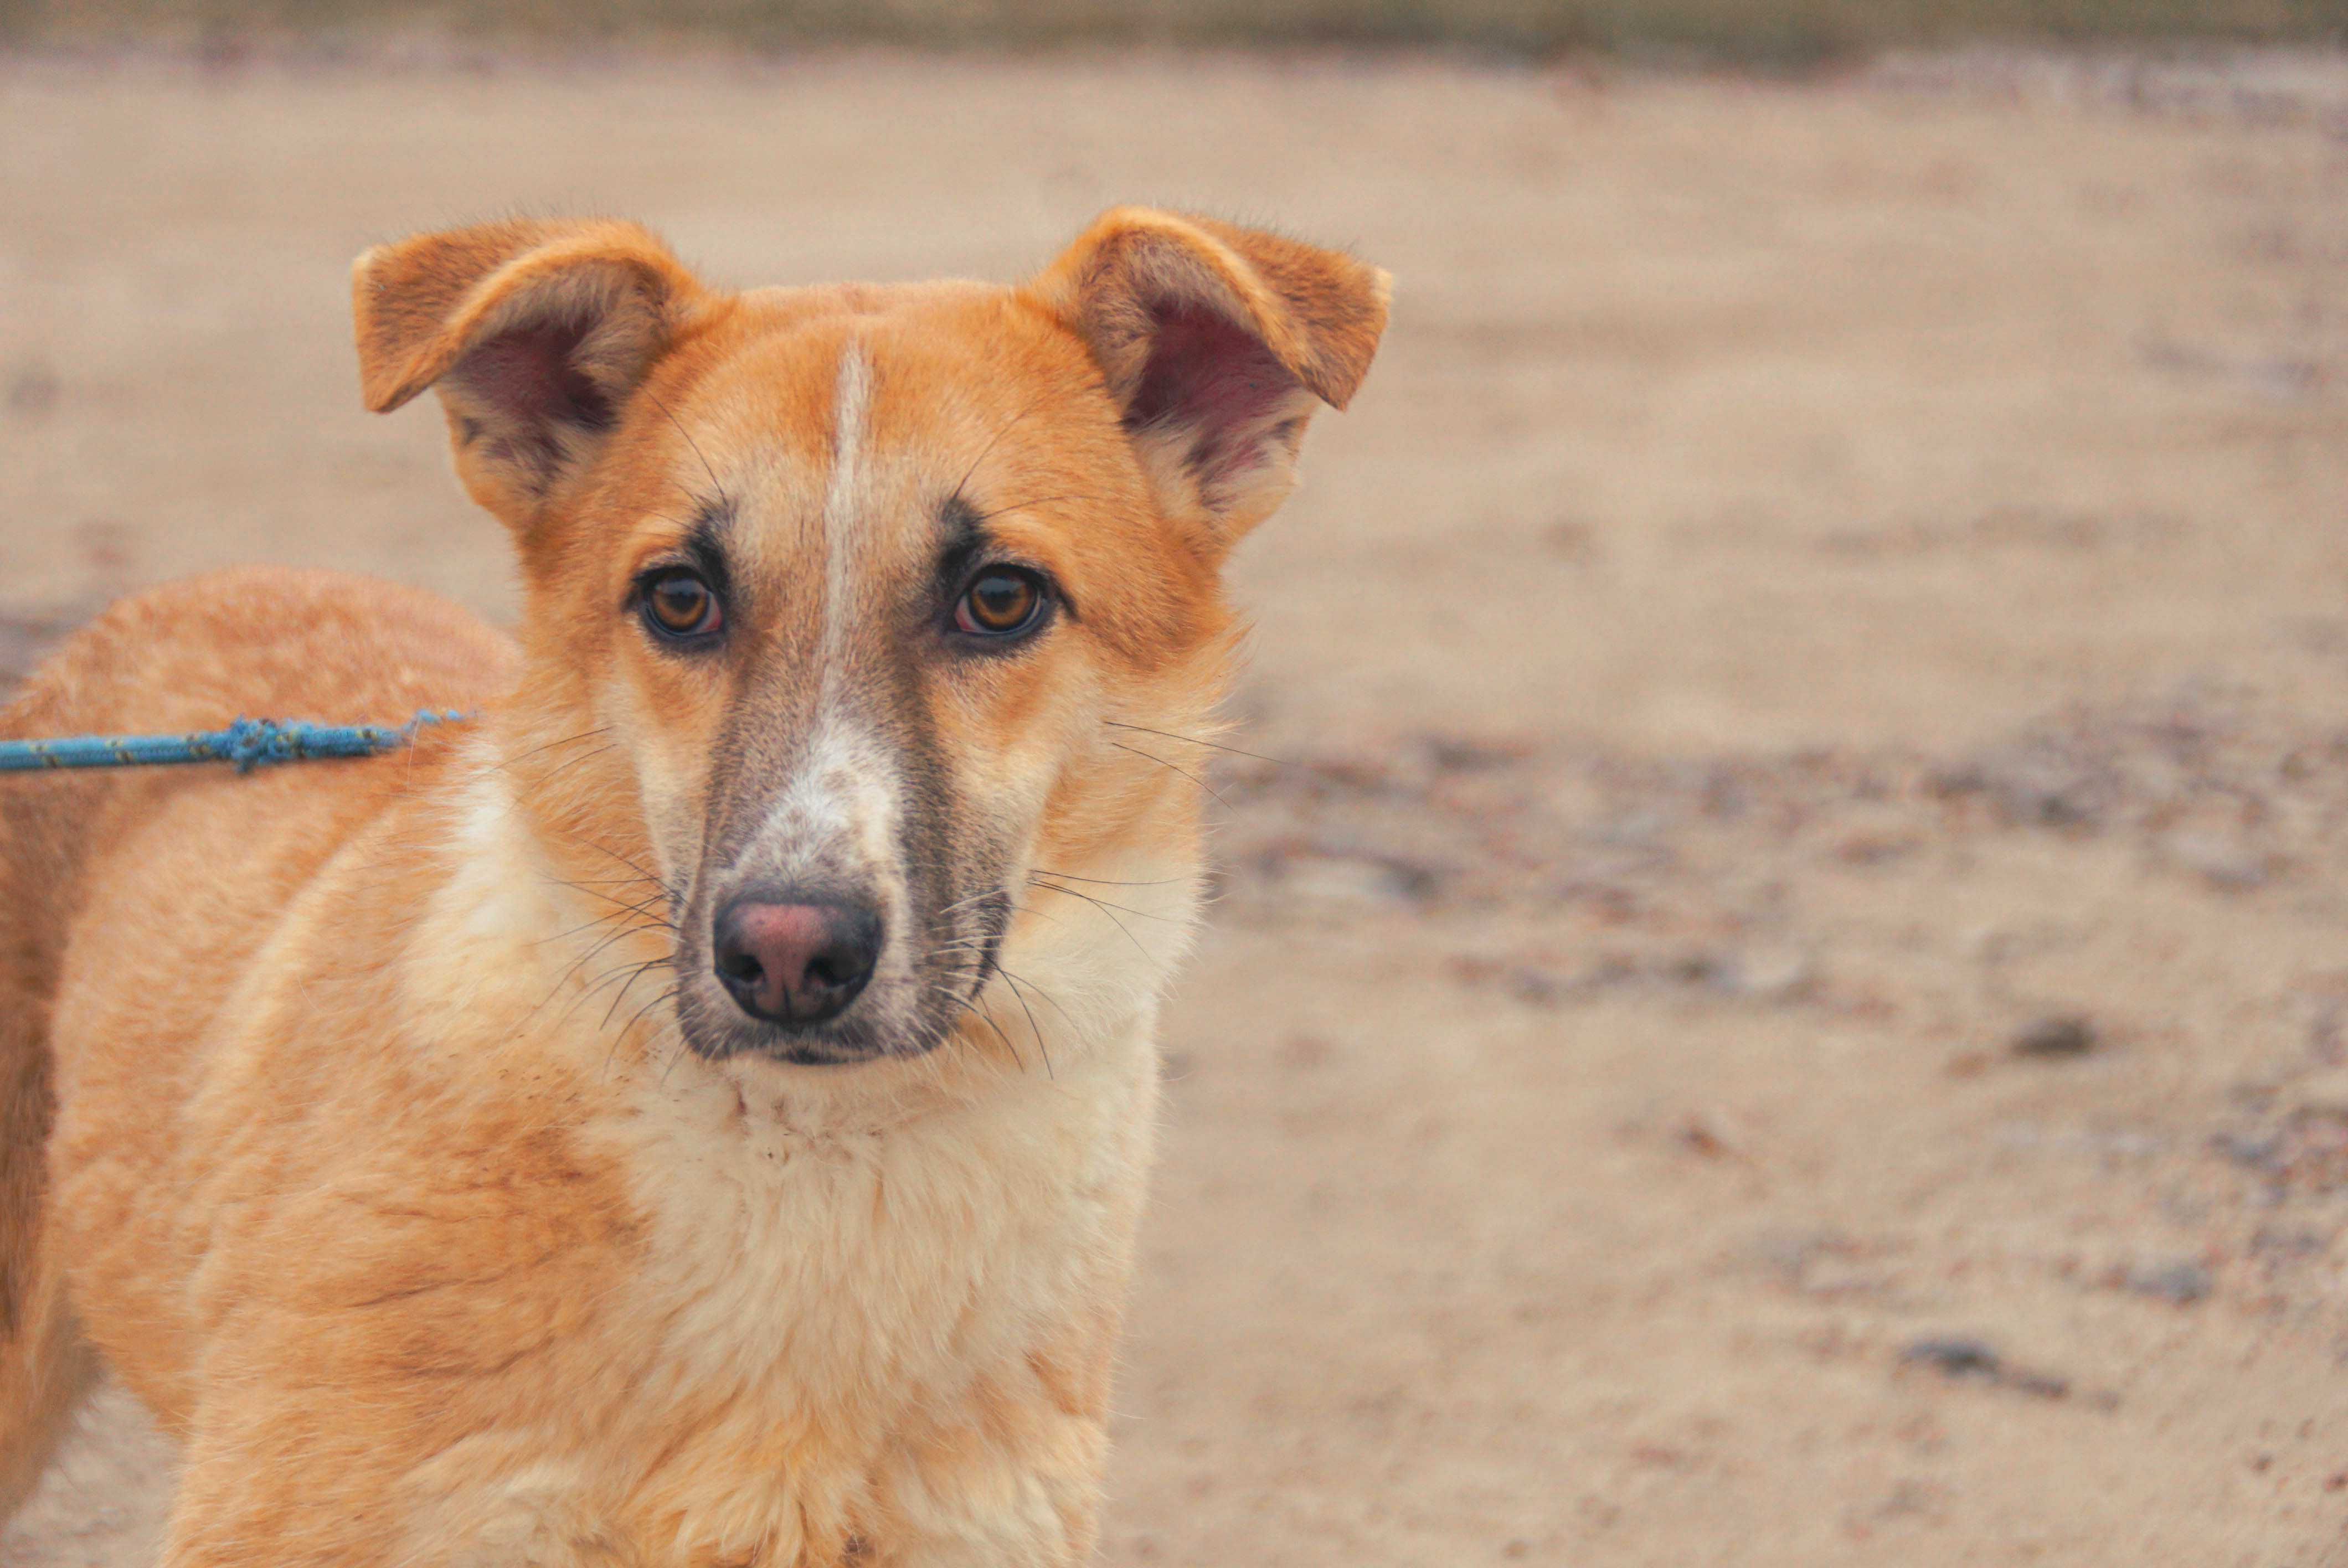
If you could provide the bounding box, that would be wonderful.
[744,719,904,909]
[817,341,873,714]
[737,339,905,912]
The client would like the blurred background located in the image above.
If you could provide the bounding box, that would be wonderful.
[5,3,2348,1564]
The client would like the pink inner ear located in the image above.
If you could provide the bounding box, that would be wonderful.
[456,317,615,436]
[1126,303,1299,487]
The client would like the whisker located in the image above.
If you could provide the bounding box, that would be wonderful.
[658,1016,700,1086]
[641,386,729,508]
[556,947,677,1030]
[997,969,1053,1079]
[534,891,677,948]
[573,838,678,902]
[568,921,676,983]
[1104,719,1289,770]
[951,992,1026,1072]
[1109,741,1233,811]
[491,725,615,776]
[964,492,1116,527]
[1018,881,1154,964]
[609,986,683,1079]
[545,879,678,927]
[526,742,619,791]
[598,955,675,1033]
[1025,868,1187,889]
[946,388,1060,509]
[1027,875,1185,925]
[938,886,1011,918]
[526,896,677,1025]
[997,964,1079,1032]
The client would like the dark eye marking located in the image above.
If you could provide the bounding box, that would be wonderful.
[936,494,1071,654]
[629,501,733,652]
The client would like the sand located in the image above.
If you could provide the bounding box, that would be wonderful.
[4,45,2348,1565]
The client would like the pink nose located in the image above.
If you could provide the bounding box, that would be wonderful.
[712,897,883,1027]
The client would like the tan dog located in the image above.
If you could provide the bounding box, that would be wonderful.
[0,209,1386,1565]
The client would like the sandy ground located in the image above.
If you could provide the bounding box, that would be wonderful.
[5,44,2348,1566]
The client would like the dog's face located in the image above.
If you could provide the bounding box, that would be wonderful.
[563,289,1239,1068]
[354,213,1386,1067]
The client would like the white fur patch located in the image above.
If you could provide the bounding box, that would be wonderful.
[596,1013,1162,1560]
[401,744,580,1044]
[818,342,873,710]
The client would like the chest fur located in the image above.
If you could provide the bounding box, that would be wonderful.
[588,1045,1158,1560]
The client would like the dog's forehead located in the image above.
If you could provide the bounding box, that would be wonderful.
[707,278,1070,446]
[672,282,1097,561]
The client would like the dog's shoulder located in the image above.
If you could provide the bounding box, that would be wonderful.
[5,566,514,740]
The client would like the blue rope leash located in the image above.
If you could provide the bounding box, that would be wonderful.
[0,710,468,774]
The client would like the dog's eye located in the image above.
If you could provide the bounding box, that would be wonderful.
[954,569,1047,639]
[641,569,723,642]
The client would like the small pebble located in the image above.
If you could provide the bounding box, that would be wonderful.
[1900,1337,2001,1379]
[1677,1114,1732,1159]
[1727,946,1815,1002]
[2006,1371,2071,1401]
[2210,1129,2281,1170]
[2012,1014,2097,1059]
[2124,1260,2211,1306]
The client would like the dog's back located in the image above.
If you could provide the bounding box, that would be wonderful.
[0,566,514,1507]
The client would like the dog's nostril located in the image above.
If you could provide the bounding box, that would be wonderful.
[712,895,883,1030]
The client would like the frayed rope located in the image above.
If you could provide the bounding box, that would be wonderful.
[0,710,469,773]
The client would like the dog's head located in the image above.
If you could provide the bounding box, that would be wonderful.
[353,211,1387,1069]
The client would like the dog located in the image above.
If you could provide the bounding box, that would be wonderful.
[0,208,1386,1565]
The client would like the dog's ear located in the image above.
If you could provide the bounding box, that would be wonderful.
[352,218,707,530]
[1029,207,1389,542]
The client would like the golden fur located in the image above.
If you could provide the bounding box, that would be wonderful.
[0,208,1386,1565]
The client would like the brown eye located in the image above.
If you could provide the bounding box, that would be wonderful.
[955,569,1046,639]
[641,569,722,641]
